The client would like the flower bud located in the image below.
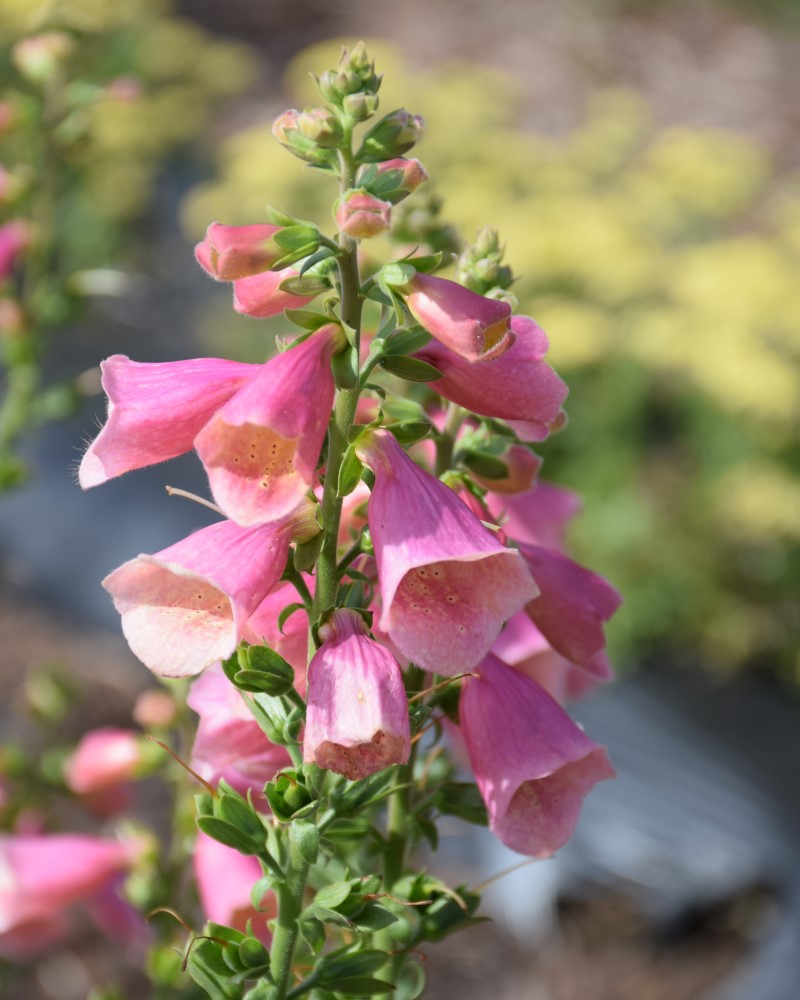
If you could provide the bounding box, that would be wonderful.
[359,109,424,161]
[195,222,283,281]
[296,108,344,149]
[132,689,177,729]
[272,109,339,167]
[335,189,392,239]
[375,157,428,201]
[458,226,514,295]
[63,728,144,796]
[12,32,74,84]
[342,92,379,122]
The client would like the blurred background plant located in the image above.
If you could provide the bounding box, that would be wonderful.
[0,0,256,489]
[183,38,800,684]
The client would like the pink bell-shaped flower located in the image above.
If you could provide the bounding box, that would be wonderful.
[195,222,283,281]
[335,190,392,239]
[195,323,345,526]
[460,653,615,857]
[194,833,276,945]
[233,266,318,318]
[303,609,410,780]
[414,315,568,441]
[357,429,538,675]
[400,272,514,362]
[187,663,291,797]
[486,479,582,549]
[103,507,314,677]
[79,355,260,488]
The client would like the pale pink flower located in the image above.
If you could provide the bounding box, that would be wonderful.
[103,511,311,677]
[486,480,582,550]
[303,609,410,780]
[460,654,615,857]
[519,543,621,671]
[414,315,567,440]
[357,429,538,674]
[335,190,392,239]
[194,832,276,944]
[187,663,290,797]
[0,219,29,278]
[0,833,142,958]
[401,273,514,362]
[233,266,318,318]
[195,222,283,281]
[79,355,260,488]
[195,324,344,526]
[63,728,144,813]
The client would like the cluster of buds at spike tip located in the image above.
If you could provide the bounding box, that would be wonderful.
[335,189,392,239]
[272,109,342,166]
[11,32,74,84]
[317,41,381,122]
[457,226,515,296]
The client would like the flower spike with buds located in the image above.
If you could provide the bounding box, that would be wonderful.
[304,609,410,780]
[357,429,538,674]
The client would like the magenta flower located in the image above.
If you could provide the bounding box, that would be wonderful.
[400,273,514,362]
[103,511,311,677]
[357,429,538,675]
[187,663,290,797]
[460,654,615,857]
[519,543,622,671]
[79,354,260,488]
[195,222,283,281]
[0,833,143,958]
[335,190,392,239]
[303,609,410,780]
[194,833,276,944]
[233,266,318,318]
[195,323,344,526]
[414,315,568,441]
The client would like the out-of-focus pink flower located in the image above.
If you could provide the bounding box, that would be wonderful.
[195,223,283,281]
[460,654,615,857]
[357,429,537,674]
[471,444,543,495]
[133,689,177,729]
[63,727,144,814]
[233,266,318,318]
[401,273,514,362]
[187,663,290,797]
[519,543,621,671]
[414,315,567,440]
[486,480,582,550]
[195,324,344,526]
[335,190,392,239]
[0,220,30,278]
[103,510,313,677]
[78,355,260,488]
[0,833,143,959]
[304,609,410,780]
[194,832,276,944]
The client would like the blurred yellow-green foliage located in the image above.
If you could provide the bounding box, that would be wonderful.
[183,40,800,681]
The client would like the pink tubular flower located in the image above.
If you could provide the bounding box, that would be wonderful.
[194,833,276,944]
[194,324,345,526]
[335,190,392,239]
[0,833,141,958]
[63,727,143,808]
[400,272,514,362]
[78,355,261,488]
[195,222,283,281]
[233,266,318,318]
[303,609,410,780]
[357,429,538,675]
[460,654,615,857]
[486,480,582,550]
[414,315,568,441]
[518,543,622,671]
[103,510,313,677]
[187,663,290,797]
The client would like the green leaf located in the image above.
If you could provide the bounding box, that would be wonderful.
[250,875,276,910]
[216,794,265,842]
[319,949,390,980]
[380,355,442,382]
[332,344,359,390]
[298,916,325,953]
[291,819,319,866]
[417,816,438,852]
[278,603,305,633]
[386,420,432,446]
[196,817,262,856]
[310,905,354,928]
[314,881,353,910]
[284,308,330,331]
[404,252,442,274]
[265,205,296,227]
[338,445,364,498]
[434,783,489,825]
[279,271,329,296]
[330,978,395,996]
[294,532,323,573]
[383,327,432,356]
[299,246,336,277]
[247,645,295,682]
[380,261,416,288]
[274,225,320,251]
[461,451,510,479]
[352,901,398,931]
[186,939,243,1000]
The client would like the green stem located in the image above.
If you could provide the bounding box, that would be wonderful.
[267,847,312,1000]
[434,402,465,477]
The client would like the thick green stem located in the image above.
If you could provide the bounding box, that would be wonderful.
[267,848,312,1000]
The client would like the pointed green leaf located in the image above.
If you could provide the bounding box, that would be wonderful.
[383,327,432,356]
[380,356,442,382]
[338,445,365,498]
[284,308,330,331]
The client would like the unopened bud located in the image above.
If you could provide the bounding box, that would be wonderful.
[373,157,428,203]
[359,109,423,161]
[335,189,392,239]
[133,689,177,729]
[297,108,344,148]
[272,109,339,166]
[195,222,284,281]
[12,32,74,84]
[342,92,379,122]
